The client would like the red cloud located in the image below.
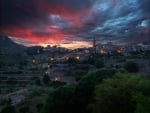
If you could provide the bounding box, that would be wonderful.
[0,25,66,44]
[0,0,93,46]
[34,0,92,27]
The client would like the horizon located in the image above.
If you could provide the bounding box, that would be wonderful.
[8,35,131,50]
[0,34,147,50]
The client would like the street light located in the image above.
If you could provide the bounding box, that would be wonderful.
[32,59,36,64]
[54,77,61,81]
[50,57,54,61]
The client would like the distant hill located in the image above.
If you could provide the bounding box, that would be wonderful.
[26,46,44,55]
[0,34,26,54]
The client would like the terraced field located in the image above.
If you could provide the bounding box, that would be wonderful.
[0,71,43,93]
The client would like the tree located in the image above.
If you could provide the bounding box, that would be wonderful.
[74,68,124,113]
[133,93,150,113]
[43,74,51,85]
[40,68,127,113]
[124,61,139,73]
[35,77,41,86]
[91,74,150,113]
[19,106,30,113]
[41,85,76,113]
[67,57,77,64]
[95,60,104,69]
[0,105,16,113]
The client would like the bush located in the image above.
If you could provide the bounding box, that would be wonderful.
[133,93,150,113]
[28,86,43,96]
[66,57,77,64]
[41,85,76,113]
[43,74,51,85]
[19,106,30,113]
[0,105,16,113]
[124,61,139,73]
[35,77,41,86]
[95,60,104,69]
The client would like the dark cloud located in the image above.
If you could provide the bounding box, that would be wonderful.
[0,0,149,47]
[138,0,150,12]
[50,0,92,10]
[0,0,37,27]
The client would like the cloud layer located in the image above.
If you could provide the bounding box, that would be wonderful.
[0,0,149,47]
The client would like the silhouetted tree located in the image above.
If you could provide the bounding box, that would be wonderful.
[41,85,76,113]
[43,74,51,85]
[0,105,16,113]
[124,61,139,73]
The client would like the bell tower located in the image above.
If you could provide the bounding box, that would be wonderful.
[93,37,96,53]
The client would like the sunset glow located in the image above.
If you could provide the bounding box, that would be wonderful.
[0,0,149,48]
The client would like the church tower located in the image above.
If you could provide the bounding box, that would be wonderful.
[93,37,96,53]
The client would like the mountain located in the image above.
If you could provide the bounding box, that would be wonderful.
[0,34,26,54]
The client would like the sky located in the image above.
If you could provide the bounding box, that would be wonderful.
[0,0,149,48]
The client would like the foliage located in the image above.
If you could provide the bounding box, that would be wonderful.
[133,93,150,113]
[0,105,16,113]
[82,57,95,65]
[35,77,41,86]
[42,74,51,85]
[41,68,126,113]
[124,61,139,73]
[19,106,30,113]
[28,86,44,96]
[41,84,76,113]
[91,74,150,113]
[75,68,125,113]
[66,57,77,64]
[95,60,104,68]
[30,68,150,113]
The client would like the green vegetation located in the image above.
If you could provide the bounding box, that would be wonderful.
[133,93,150,113]
[42,74,51,85]
[95,60,105,68]
[39,68,150,113]
[41,84,76,113]
[0,67,149,113]
[0,105,16,113]
[91,73,150,113]
[0,54,28,71]
[74,68,122,113]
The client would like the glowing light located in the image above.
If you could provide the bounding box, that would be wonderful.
[66,57,69,60]
[100,49,106,55]
[76,56,80,60]
[54,77,61,81]
[117,49,122,54]
[50,57,54,61]
[32,59,36,63]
